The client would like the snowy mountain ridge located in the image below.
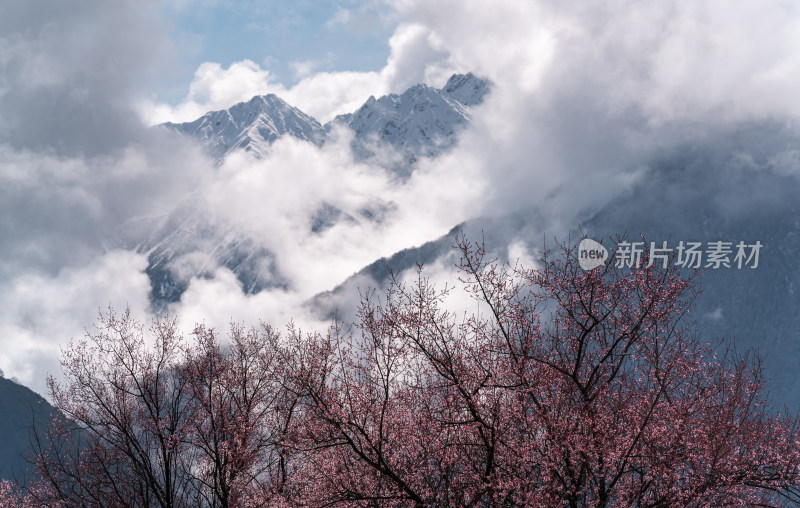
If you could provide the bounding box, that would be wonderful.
[162,72,491,168]
[161,94,325,161]
[329,80,477,173]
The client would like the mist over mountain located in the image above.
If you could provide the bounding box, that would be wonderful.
[6,0,800,496]
[310,122,800,408]
[130,73,491,309]
[121,72,800,411]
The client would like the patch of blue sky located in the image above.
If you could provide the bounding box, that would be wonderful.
[154,0,397,103]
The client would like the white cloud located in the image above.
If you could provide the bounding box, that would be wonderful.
[0,251,152,395]
[290,56,327,80]
[140,60,287,125]
[283,70,385,122]
[185,129,486,298]
[380,23,455,92]
[138,59,380,125]
[508,239,538,271]
[392,0,800,123]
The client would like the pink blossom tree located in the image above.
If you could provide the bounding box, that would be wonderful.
[28,308,195,508]
[285,235,800,506]
[18,311,299,508]
[8,235,800,507]
[180,323,298,507]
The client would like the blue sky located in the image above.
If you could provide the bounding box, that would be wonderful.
[156,0,398,103]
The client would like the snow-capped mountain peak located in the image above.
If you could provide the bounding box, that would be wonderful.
[160,73,491,169]
[161,93,324,161]
[325,75,491,174]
